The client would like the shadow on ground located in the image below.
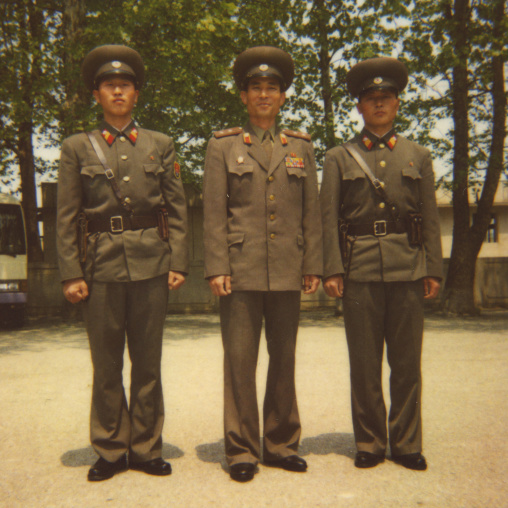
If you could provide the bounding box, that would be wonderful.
[60,442,184,468]
[195,432,356,473]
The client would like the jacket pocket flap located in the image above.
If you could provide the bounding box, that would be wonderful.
[286,166,307,178]
[402,166,422,180]
[144,163,164,175]
[227,232,245,246]
[229,164,254,176]
[81,165,104,178]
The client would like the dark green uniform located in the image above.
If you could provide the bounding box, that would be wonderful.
[57,119,188,463]
[321,126,443,456]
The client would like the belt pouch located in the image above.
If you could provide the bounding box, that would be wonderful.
[407,213,423,246]
[157,208,170,241]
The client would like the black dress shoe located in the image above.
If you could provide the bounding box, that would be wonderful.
[265,455,307,472]
[130,458,172,476]
[354,451,384,469]
[230,463,256,482]
[88,455,128,481]
[392,453,427,471]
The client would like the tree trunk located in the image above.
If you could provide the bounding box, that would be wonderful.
[60,0,88,137]
[443,0,506,314]
[443,0,475,314]
[315,0,336,151]
[15,0,44,261]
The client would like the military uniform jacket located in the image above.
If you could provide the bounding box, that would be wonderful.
[321,129,443,282]
[203,123,323,291]
[57,121,189,282]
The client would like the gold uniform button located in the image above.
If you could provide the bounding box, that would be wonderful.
[121,155,128,161]
[270,233,275,239]
[269,195,275,201]
[270,214,275,221]
[124,197,131,204]
[268,176,274,182]
[379,161,386,167]
[123,176,130,182]
[119,136,126,142]
[379,143,385,149]
[379,202,386,209]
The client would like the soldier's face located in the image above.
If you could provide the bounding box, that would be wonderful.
[93,77,139,124]
[357,89,399,135]
[241,77,285,125]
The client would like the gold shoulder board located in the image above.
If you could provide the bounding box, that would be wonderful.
[213,127,243,139]
[282,129,311,141]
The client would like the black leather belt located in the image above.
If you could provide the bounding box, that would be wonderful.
[87,215,158,234]
[347,220,407,237]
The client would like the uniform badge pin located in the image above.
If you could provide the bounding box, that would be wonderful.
[410,162,414,166]
[150,155,155,160]
[290,152,296,157]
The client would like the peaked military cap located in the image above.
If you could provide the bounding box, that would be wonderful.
[233,46,294,92]
[346,57,408,99]
[82,44,145,91]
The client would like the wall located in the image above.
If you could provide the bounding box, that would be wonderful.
[26,183,508,319]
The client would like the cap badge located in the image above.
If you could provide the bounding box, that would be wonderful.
[112,61,122,69]
[259,64,269,71]
[373,77,383,84]
[174,162,181,179]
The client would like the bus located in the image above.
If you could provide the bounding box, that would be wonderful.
[0,193,28,327]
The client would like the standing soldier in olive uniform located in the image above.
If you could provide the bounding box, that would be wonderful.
[203,46,323,482]
[321,57,443,471]
[57,45,189,481]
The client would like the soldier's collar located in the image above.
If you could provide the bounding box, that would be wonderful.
[100,120,138,146]
[247,122,277,142]
[360,128,397,151]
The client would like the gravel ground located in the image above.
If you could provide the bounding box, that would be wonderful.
[0,309,507,508]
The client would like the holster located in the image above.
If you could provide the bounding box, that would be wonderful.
[77,212,88,263]
[157,208,170,241]
[407,212,423,246]
[338,219,349,261]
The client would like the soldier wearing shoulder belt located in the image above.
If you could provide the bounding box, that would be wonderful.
[203,46,323,482]
[320,57,443,471]
[57,45,189,481]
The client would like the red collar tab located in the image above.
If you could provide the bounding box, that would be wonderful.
[386,134,397,150]
[101,129,115,146]
[243,132,252,145]
[280,132,288,145]
[126,126,138,144]
[362,135,374,151]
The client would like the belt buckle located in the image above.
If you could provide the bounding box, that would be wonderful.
[373,220,387,236]
[110,216,124,233]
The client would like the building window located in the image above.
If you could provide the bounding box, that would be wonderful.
[485,214,497,243]
[474,213,498,243]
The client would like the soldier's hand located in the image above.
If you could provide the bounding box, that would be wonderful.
[63,278,89,304]
[423,277,441,299]
[208,275,231,296]
[168,271,186,291]
[323,275,344,298]
[303,275,320,294]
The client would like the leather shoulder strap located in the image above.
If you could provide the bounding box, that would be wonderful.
[343,143,400,220]
[86,132,133,214]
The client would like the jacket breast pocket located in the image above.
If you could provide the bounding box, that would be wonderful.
[80,165,104,178]
[144,163,164,176]
[228,164,254,177]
